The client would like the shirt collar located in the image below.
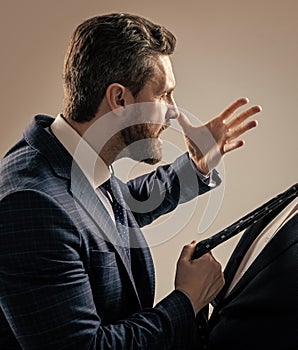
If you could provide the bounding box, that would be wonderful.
[50,114,111,188]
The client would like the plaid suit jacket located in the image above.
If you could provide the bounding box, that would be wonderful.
[0,115,220,349]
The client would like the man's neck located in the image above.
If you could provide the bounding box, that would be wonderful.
[64,114,126,167]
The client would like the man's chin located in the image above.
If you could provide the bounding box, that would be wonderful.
[142,157,161,165]
[127,138,162,165]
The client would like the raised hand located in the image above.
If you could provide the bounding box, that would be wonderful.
[177,98,262,175]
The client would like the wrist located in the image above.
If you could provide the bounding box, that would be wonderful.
[175,288,203,314]
[189,155,210,176]
[175,288,196,315]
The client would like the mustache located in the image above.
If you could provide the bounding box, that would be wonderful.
[160,122,170,132]
[144,121,170,137]
[121,121,170,145]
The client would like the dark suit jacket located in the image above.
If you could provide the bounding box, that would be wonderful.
[0,115,220,349]
[208,205,298,350]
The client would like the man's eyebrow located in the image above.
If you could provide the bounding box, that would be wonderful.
[156,85,175,95]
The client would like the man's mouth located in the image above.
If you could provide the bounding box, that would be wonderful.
[157,122,170,137]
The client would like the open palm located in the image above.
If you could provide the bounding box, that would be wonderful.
[177,98,262,175]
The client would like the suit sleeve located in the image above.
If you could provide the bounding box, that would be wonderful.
[0,190,196,350]
[126,152,221,227]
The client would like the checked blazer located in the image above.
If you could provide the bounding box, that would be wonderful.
[0,115,220,349]
[207,205,298,350]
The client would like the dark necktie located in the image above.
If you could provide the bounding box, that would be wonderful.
[100,177,131,261]
[192,183,298,259]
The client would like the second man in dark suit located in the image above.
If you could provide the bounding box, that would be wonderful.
[208,195,297,349]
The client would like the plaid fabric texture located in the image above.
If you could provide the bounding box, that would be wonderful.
[0,115,219,349]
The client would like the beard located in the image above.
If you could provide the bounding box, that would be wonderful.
[120,122,168,165]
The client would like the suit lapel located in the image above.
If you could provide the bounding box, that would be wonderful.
[70,163,156,308]
[216,214,297,307]
[213,203,297,307]
[213,218,268,305]
[70,162,140,283]
[226,214,297,300]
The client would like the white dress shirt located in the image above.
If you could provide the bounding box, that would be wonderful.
[50,114,115,220]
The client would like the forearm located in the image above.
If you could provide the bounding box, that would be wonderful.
[1,271,195,349]
[128,152,221,227]
[92,291,195,350]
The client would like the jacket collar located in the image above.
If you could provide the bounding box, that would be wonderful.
[23,115,73,180]
[50,114,111,188]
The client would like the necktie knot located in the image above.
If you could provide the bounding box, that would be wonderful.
[101,179,111,192]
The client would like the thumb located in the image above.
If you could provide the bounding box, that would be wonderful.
[177,111,193,134]
[179,240,197,261]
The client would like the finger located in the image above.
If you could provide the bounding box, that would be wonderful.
[179,240,197,261]
[177,112,193,133]
[209,252,222,266]
[219,97,249,122]
[227,119,258,141]
[207,250,214,258]
[223,140,245,153]
[201,251,218,262]
[227,105,262,129]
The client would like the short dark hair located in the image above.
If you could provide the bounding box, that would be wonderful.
[62,13,176,122]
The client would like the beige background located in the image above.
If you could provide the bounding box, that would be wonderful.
[1,0,297,303]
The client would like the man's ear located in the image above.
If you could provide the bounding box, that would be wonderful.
[105,83,132,110]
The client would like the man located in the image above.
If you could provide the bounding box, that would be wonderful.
[0,13,261,349]
[208,192,297,349]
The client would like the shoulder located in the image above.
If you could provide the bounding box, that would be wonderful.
[0,189,73,224]
[0,143,58,199]
[0,189,82,252]
[0,116,71,199]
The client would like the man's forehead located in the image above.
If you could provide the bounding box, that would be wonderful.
[151,55,176,91]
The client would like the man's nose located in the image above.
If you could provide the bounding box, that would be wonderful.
[165,97,179,120]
